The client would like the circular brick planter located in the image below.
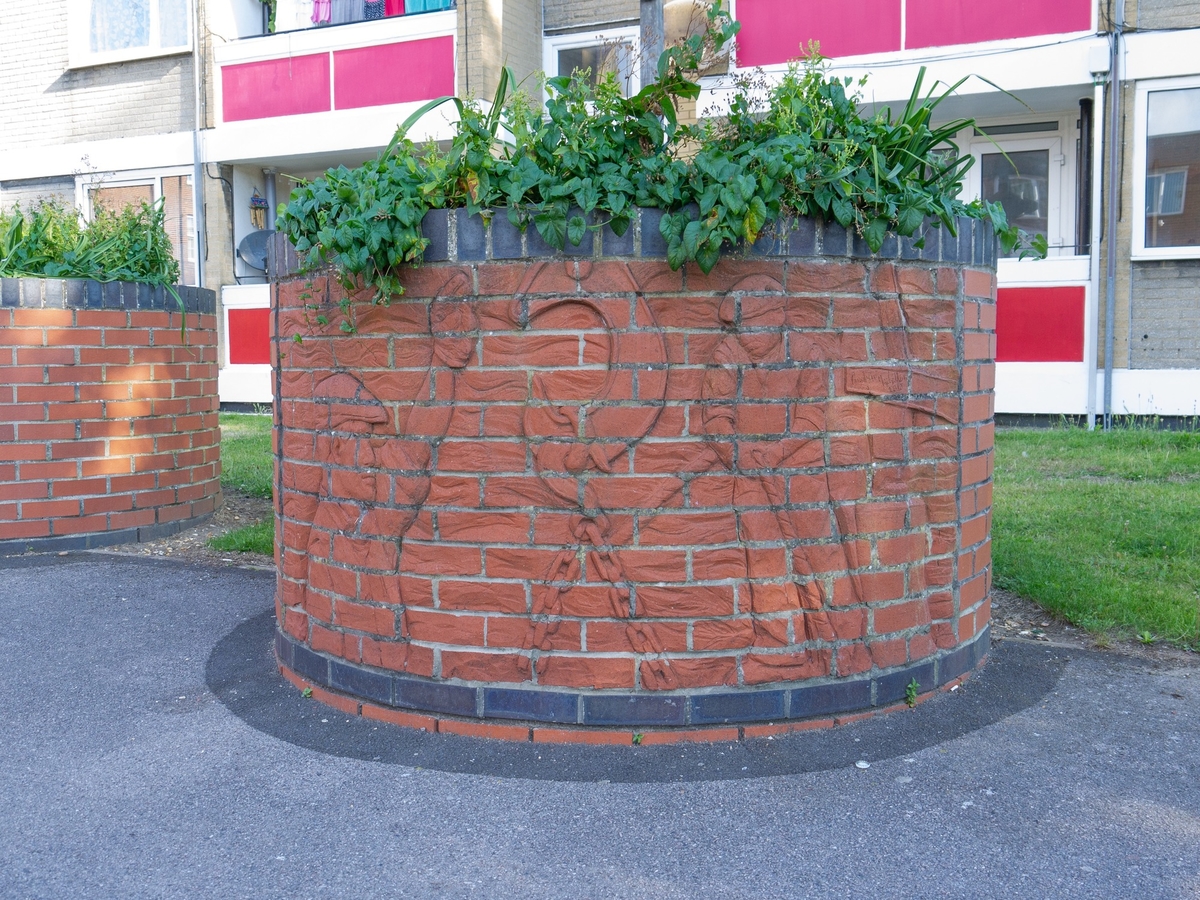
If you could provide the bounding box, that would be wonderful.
[272,209,996,738]
[0,278,221,554]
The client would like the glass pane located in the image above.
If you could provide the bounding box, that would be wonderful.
[981,149,1049,257]
[557,42,634,96]
[161,176,196,286]
[1146,88,1200,249]
[89,183,154,213]
[158,0,190,48]
[90,0,150,52]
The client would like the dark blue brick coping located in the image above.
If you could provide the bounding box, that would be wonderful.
[275,626,991,728]
[0,511,216,557]
[267,209,997,280]
[0,277,215,315]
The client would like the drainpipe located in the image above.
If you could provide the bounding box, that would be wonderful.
[1102,8,1124,430]
[1086,84,1105,430]
[640,0,663,88]
[263,168,278,232]
[192,0,207,289]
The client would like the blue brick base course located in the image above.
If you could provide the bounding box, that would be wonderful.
[276,626,990,728]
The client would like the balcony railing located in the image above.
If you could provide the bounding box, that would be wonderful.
[214,8,456,125]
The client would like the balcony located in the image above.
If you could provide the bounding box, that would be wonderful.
[207,7,458,166]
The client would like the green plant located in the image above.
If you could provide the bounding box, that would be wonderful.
[1137,631,1158,645]
[632,733,644,745]
[905,678,920,708]
[279,2,1042,322]
[1,198,188,335]
[208,520,273,556]
[0,198,180,285]
[301,687,313,698]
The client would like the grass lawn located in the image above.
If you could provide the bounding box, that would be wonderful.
[993,426,1200,648]
[218,413,273,498]
[215,412,274,555]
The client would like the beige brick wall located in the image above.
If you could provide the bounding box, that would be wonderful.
[0,0,196,152]
[1130,261,1200,367]
[1132,0,1200,28]
[543,0,639,33]
[0,178,76,212]
[458,0,542,100]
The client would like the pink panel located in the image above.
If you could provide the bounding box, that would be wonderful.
[222,54,331,122]
[906,0,1092,49]
[333,36,455,110]
[735,0,901,67]
[996,287,1086,363]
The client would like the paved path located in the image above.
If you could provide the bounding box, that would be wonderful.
[0,553,1197,899]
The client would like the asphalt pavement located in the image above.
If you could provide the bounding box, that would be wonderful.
[0,551,1196,899]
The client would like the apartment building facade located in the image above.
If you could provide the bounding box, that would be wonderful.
[2,0,1197,418]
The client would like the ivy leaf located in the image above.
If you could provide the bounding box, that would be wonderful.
[666,234,687,270]
[863,217,888,253]
[743,196,767,244]
[832,198,854,226]
[535,208,567,250]
[567,215,587,246]
[608,213,631,237]
[897,206,924,235]
[682,219,703,258]
[575,179,600,213]
[462,169,480,203]
[695,239,721,274]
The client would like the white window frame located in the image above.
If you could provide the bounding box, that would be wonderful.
[543,26,642,101]
[67,0,193,69]
[1132,75,1200,260]
[965,123,1076,257]
[76,167,200,286]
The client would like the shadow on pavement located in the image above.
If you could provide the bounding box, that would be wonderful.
[208,609,1069,783]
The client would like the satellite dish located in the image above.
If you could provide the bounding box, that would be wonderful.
[237,229,272,271]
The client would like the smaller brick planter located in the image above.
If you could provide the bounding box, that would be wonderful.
[0,278,221,554]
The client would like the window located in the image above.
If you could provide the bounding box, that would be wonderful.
[70,0,191,67]
[83,172,198,286]
[1134,82,1200,256]
[981,149,1050,249]
[544,28,641,99]
[1146,169,1187,217]
[968,126,1074,257]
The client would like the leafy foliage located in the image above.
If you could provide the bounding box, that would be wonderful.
[0,199,181,286]
[280,2,1039,308]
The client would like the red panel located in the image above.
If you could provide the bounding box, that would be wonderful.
[995,287,1085,363]
[222,54,331,122]
[906,0,1091,49]
[228,308,272,365]
[735,0,901,67]
[333,36,455,110]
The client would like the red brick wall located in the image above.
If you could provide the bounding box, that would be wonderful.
[274,250,995,707]
[0,287,221,551]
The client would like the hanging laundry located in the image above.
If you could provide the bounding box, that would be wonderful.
[330,0,359,23]
[311,0,331,24]
[364,0,385,19]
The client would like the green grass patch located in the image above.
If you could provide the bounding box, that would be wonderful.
[209,520,274,556]
[993,426,1200,648]
[219,412,273,498]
